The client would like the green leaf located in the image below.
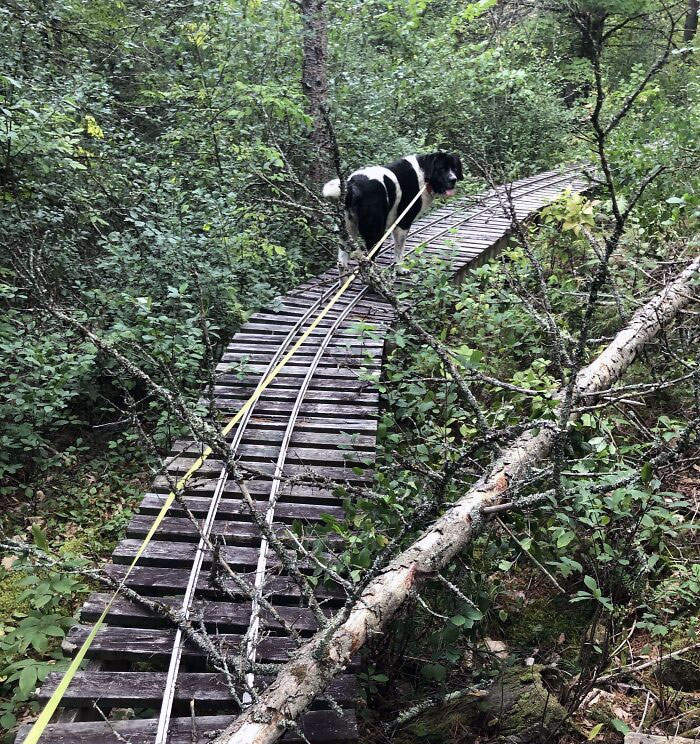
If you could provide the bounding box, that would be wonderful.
[432,663,446,682]
[587,722,604,740]
[611,719,630,734]
[422,662,447,682]
[556,532,574,548]
[19,665,38,695]
[464,606,483,621]
[31,524,49,552]
[43,626,65,637]
[30,634,48,653]
[355,547,371,569]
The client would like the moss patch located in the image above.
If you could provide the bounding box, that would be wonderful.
[657,655,700,691]
[403,696,479,743]
[401,666,568,744]
[476,666,568,742]
[0,570,29,625]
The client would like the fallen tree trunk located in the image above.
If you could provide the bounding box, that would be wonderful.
[214,254,700,744]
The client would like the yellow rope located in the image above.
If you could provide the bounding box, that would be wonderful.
[23,184,427,744]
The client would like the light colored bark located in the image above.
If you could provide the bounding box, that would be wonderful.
[214,255,700,744]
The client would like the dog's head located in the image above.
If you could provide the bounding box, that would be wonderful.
[421,152,463,196]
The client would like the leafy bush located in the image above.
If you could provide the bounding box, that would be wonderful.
[0,534,87,734]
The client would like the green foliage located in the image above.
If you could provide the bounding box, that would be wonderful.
[358,665,390,696]
[0,543,87,736]
[0,440,146,738]
[0,0,327,487]
[338,130,698,694]
[329,1,574,173]
[1,0,699,736]
[0,307,96,488]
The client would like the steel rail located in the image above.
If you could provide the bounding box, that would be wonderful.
[375,166,585,261]
[242,283,370,699]
[154,184,434,740]
[238,168,585,694]
[154,279,350,744]
[293,166,583,298]
[378,172,520,238]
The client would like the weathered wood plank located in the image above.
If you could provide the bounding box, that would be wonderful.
[220,345,374,360]
[226,331,379,345]
[80,593,322,632]
[63,626,292,662]
[216,371,369,387]
[149,477,342,504]
[212,388,379,405]
[172,428,377,452]
[137,493,346,521]
[16,711,358,744]
[111,538,336,569]
[166,443,373,468]
[125,514,343,545]
[245,416,378,433]
[38,671,356,708]
[213,375,377,393]
[102,564,344,601]
[212,401,379,419]
[163,461,371,484]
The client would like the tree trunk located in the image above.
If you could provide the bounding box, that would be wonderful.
[213,255,700,744]
[685,0,699,41]
[299,0,331,185]
[572,9,606,63]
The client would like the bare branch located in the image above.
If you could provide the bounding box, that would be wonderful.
[212,254,700,744]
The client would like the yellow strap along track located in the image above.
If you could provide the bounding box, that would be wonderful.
[18,166,588,744]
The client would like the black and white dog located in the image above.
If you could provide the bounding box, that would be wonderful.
[322,152,463,274]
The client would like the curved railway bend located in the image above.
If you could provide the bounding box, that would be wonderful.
[17,165,589,744]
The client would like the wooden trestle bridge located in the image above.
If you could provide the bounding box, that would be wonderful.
[17,166,588,744]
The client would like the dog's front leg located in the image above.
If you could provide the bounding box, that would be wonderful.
[337,246,350,279]
[392,227,409,274]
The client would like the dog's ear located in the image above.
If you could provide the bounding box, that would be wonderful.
[421,153,437,180]
[452,154,463,181]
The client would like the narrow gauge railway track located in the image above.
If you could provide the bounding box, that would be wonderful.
[17,166,589,744]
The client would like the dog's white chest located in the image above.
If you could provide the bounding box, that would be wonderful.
[405,155,431,213]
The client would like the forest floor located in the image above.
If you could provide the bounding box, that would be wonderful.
[356,455,700,744]
[0,444,152,737]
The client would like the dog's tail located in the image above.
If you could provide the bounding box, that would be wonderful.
[322,178,341,200]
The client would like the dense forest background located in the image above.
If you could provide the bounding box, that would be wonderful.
[1,0,699,741]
